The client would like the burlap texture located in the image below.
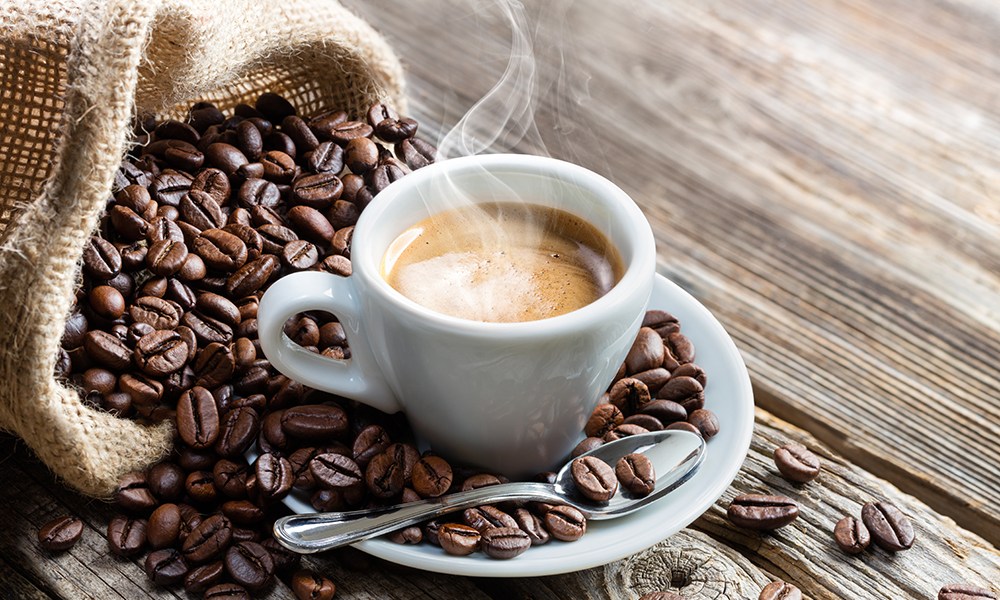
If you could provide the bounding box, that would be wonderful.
[0,0,404,497]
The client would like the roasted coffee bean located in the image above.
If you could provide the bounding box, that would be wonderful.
[107,515,147,557]
[584,403,624,437]
[150,169,193,207]
[285,315,319,347]
[129,296,180,330]
[463,505,518,533]
[622,414,664,431]
[351,424,391,468]
[62,311,89,349]
[224,541,274,592]
[344,137,379,174]
[366,103,399,128]
[238,177,281,209]
[938,584,998,600]
[176,386,220,448]
[82,367,116,395]
[309,109,348,136]
[233,120,264,161]
[603,423,648,442]
[687,408,720,439]
[184,561,226,594]
[861,501,915,551]
[544,505,588,541]
[641,399,687,424]
[37,515,83,551]
[339,173,364,202]
[394,137,436,170]
[291,569,336,600]
[183,310,234,345]
[194,229,249,272]
[119,372,164,407]
[215,407,260,458]
[304,141,344,174]
[571,456,618,502]
[514,508,550,546]
[833,515,870,555]
[147,239,189,276]
[663,331,695,370]
[366,449,406,498]
[191,167,231,204]
[310,453,363,490]
[147,503,183,549]
[167,279,197,311]
[205,143,249,176]
[631,367,672,395]
[310,488,346,512]
[260,150,297,183]
[672,362,707,387]
[287,205,335,244]
[412,456,454,498]
[221,500,265,527]
[388,525,424,545]
[255,93,296,122]
[277,239,318,270]
[291,173,342,210]
[83,236,122,280]
[227,255,279,298]
[116,183,153,213]
[326,199,360,229]
[146,461,184,502]
[281,404,348,440]
[257,223,298,255]
[572,436,604,458]
[180,190,225,230]
[145,548,189,585]
[616,453,656,496]
[773,443,820,483]
[759,580,801,600]
[186,470,218,504]
[182,513,233,563]
[115,471,157,512]
[255,453,293,502]
[327,120,372,145]
[164,143,204,171]
[109,205,150,241]
[480,526,531,560]
[458,473,503,492]
[317,253,352,276]
[214,460,250,499]
[367,160,407,194]
[134,329,188,376]
[282,115,319,152]
[155,119,200,143]
[287,447,320,490]
[375,117,418,143]
[54,348,72,379]
[608,377,651,415]
[178,252,207,281]
[194,342,235,389]
[727,494,799,530]
[657,376,705,414]
[433,523,480,556]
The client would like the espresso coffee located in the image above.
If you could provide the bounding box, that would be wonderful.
[381,202,624,322]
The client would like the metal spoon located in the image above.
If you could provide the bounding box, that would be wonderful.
[272,429,706,554]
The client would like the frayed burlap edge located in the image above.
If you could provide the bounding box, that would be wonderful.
[0,0,404,498]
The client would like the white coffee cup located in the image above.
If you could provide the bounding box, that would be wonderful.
[258,154,656,476]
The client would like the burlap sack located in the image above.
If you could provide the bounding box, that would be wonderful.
[0,0,404,497]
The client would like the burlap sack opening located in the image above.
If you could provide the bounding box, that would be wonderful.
[0,0,404,497]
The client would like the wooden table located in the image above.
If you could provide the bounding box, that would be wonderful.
[2,0,999,598]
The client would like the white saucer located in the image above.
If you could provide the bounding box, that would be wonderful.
[279,273,755,577]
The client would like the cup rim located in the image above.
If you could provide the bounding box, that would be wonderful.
[353,153,656,337]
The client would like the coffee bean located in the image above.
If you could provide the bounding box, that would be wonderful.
[213,460,250,499]
[128,296,180,331]
[134,329,188,376]
[584,403,624,438]
[514,508,550,546]
[147,239,189,276]
[183,310,234,345]
[260,150,297,184]
[310,452,363,491]
[182,513,233,563]
[186,470,218,504]
[394,137,436,170]
[759,580,801,600]
[193,229,249,272]
[281,404,349,440]
[616,453,656,496]
[205,143,249,176]
[109,205,150,241]
[224,541,274,592]
[672,362,707,387]
[412,456,454,498]
[663,331,695,370]
[938,584,998,600]
[83,236,122,280]
[727,494,799,530]
[290,173,342,210]
[687,408,720,439]
[773,443,820,483]
[366,449,406,499]
[185,562,226,594]
[105,515,147,558]
[833,515,870,555]
[62,311,89,349]
[255,93,296,122]
[256,223,297,255]
[603,423,648,442]
[625,327,664,374]
[608,377,651,415]
[215,407,260,458]
[150,169,193,207]
[350,424,391,468]
[434,523,481,556]
[291,570,336,600]
[81,367,116,395]
[572,456,618,502]
[326,120,372,145]
[543,505,587,541]
[664,421,702,436]
[571,436,604,458]
[145,548,189,585]
[657,376,705,414]
[190,167,231,203]
[114,471,157,513]
[388,525,423,545]
[176,386,220,448]
[37,515,83,551]
[146,503,182,549]
[227,255,279,298]
[221,500,265,527]
[193,342,235,389]
[480,526,531,560]
[317,253,352,276]
[622,414,663,431]
[630,367,672,395]
[287,205,335,244]
[367,159,407,194]
[304,141,344,174]
[861,501,915,551]
[282,115,319,152]
[376,117,418,143]
[263,131,297,159]
[255,452,293,502]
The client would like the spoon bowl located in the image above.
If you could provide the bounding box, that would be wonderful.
[273,430,706,554]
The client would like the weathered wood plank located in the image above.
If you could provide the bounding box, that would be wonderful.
[345,0,1000,542]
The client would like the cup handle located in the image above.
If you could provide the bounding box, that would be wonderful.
[257,271,400,414]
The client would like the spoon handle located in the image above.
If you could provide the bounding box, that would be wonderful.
[273,482,563,553]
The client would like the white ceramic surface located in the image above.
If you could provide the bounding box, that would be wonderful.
[258,154,657,476]
[278,274,755,577]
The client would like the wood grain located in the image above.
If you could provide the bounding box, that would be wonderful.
[3,409,997,599]
[345,0,1000,543]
